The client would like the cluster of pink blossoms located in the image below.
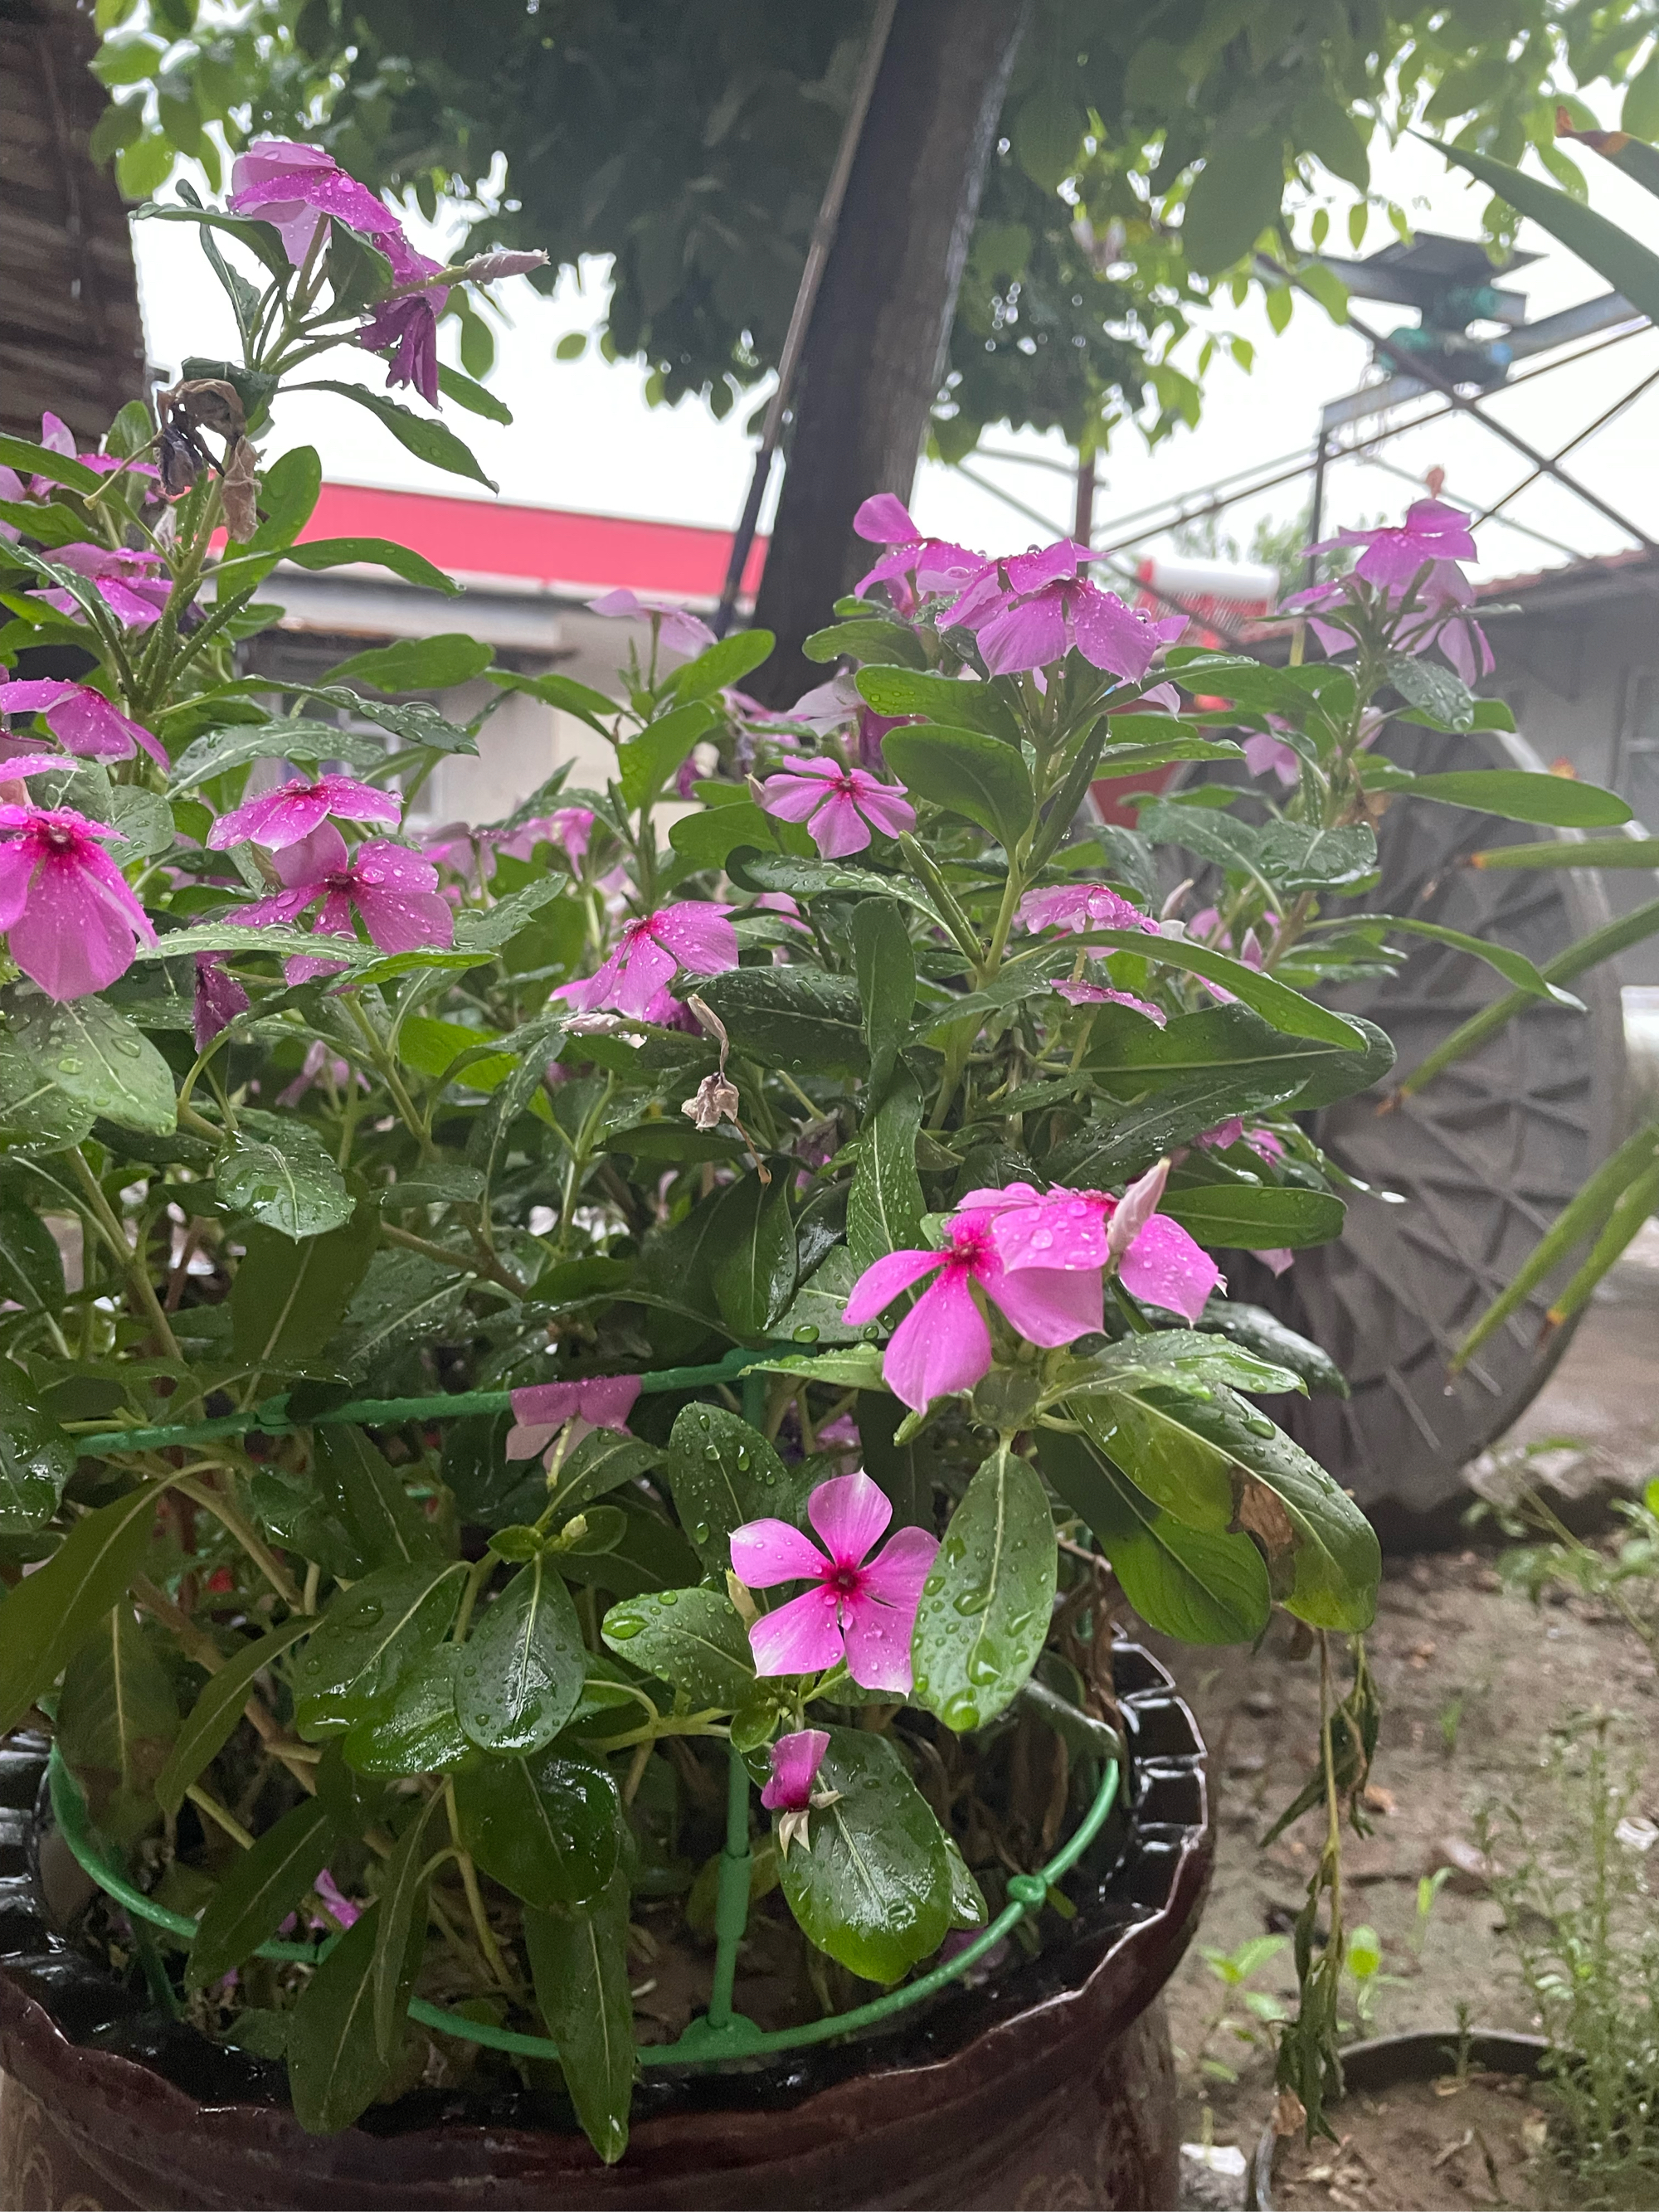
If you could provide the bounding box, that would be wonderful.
[1289,498,1492,683]
[556,900,738,1022]
[842,1160,1220,1412]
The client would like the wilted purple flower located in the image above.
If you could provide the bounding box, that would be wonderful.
[358,233,450,406]
[193,955,249,1051]
[761,1728,836,1856]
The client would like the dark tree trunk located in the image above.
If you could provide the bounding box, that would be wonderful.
[748,0,1029,705]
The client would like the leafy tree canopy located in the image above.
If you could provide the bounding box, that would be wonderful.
[95,0,1657,459]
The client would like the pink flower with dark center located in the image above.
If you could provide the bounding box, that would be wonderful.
[358,233,450,406]
[557,902,737,1018]
[760,1727,837,1855]
[1307,498,1477,590]
[38,543,171,629]
[843,1208,1104,1412]
[231,821,453,982]
[193,955,249,1051]
[941,540,1186,680]
[0,805,154,999]
[731,1471,939,1692]
[851,493,984,615]
[588,588,715,663]
[207,774,401,853]
[0,678,167,766]
[759,756,915,858]
[228,139,402,265]
[1051,977,1165,1026]
[505,1374,642,1463]
[971,1164,1222,1326]
[1019,882,1161,937]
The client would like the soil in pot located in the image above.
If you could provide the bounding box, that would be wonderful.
[1269,2069,1563,2210]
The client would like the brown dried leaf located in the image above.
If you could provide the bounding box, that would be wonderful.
[220,436,259,542]
[1274,2086,1308,2137]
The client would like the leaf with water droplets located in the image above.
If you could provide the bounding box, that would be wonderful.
[912,1446,1055,1733]
[662,1403,810,1586]
[455,1553,586,1756]
[598,1586,754,1710]
[10,994,176,1135]
[452,1747,619,1909]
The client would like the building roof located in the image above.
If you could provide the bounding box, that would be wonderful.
[298,483,767,607]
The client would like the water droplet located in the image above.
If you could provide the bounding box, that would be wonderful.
[952,1586,989,1616]
[692,1521,712,1547]
[703,1443,722,1462]
[913,1675,930,1698]
[657,1589,679,1607]
[735,1448,749,1470]
[608,1616,642,1639]
[1031,1228,1053,1250]
[56,1055,82,1076]
[1243,1412,1275,1437]
[966,1651,1000,1688]
[794,1323,820,1343]
[942,1693,980,1732]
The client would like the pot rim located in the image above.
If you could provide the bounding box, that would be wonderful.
[0,1638,1211,2170]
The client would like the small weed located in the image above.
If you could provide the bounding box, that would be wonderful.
[1193,1934,1291,2079]
[1438,1688,1467,1755]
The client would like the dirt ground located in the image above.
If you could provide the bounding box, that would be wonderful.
[1159,1223,1659,2200]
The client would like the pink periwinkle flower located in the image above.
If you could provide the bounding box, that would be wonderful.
[843,1209,1105,1412]
[207,774,401,853]
[557,901,737,1018]
[193,955,249,1051]
[227,139,401,265]
[38,543,171,629]
[1253,1248,1294,1277]
[275,1037,368,1108]
[311,1869,362,1931]
[502,807,594,867]
[851,493,985,615]
[232,821,453,983]
[943,540,1186,680]
[731,1470,939,1692]
[1019,882,1161,938]
[358,233,450,406]
[0,805,154,999]
[1243,727,1301,788]
[971,1164,1222,1327]
[506,1373,642,1463]
[759,756,915,858]
[1291,501,1492,683]
[761,1727,836,1855]
[31,412,158,496]
[0,678,166,767]
[1307,498,1477,590]
[588,588,716,663]
[1051,976,1165,1026]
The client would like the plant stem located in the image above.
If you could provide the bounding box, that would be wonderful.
[171,1471,305,1611]
[68,1147,182,1364]
[187,1781,256,1850]
[443,1778,518,1994]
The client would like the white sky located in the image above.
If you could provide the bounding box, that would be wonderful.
[130,103,1659,593]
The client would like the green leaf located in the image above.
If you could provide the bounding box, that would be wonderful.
[340,1642,471,1777]
[187,1795,342,1990]
[727,852,938,922]
[850,897,916,1103]
[0,1033,94,1154]
[288,1898,416,2133]
[669,630,774,702]
[0,1191,62,1313]
[1293,90,1370,190]
[912,1447,1055,1732]
[167,717,386,789]
[1012,79,1082,191]
[324,634,493,693]
[601,1585,754,1708]
[331,1247,474,1378]
[280,537,461,596]
[134,198,290,283]
[0,434,100,496]
[615,702,716,810]
[524,1872,635,2164]
[776,1727,953,1982]
[290,1560,467,1736]
[1182,131,1286,275]
[802,617,927,667]
[1427,133,1659,326]
[1403,769,1632,829]
[1192,1301,1348,1397]
[435,362,513,423]
[854,667,1016,738]
[56,1604,178,1845]
[669,799,784,873]
[489,668,618,736]
[218,1125,352,1240]
[1083,929,1370,1050]
[230,1207,378,1366]
[154,1616,313,1817]
[1048,1071,1306,1185]
[368,1793,442,2059]
[696,965,868,1077]
[313,1424,446,1573]
[1158,1184,1345,1248]
[882,725,1034,850]
[1058,1330,1306,1400]
[0,1366,74,1534]
[294,683,477,754]
[1370,916,1585,1009]
[456,1554,586,1756]
[708,1173,797,1336]
[847,1069,924,1274]
[1041,1430,1270,1644]
[1468,837,1659,871]
[660,1403,806,1582]
[543,1428,664,1529]
[0,1485,160,1734]
[771,1244,871,1348]
[301,380,498,491]
[10,996,175,1135]
[451,1748,620,1908]
[557,1505,702,1602]
[245,445,324,551]
[1086,1003,1365,1096]
[1253,822,1378,892]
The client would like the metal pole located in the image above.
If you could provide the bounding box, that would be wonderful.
[1305,430,1329,591]
[1073,449,1096,546]
[711,0,900,638]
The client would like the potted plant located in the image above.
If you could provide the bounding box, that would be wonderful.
[0,136,1627,2210]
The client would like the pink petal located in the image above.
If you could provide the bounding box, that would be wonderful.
[510,1382,584,1429]
[610,932,677,1016]
[577,1374,641,1431]
[849,782,915,840]
[978,591,1068,675]
[760,772,834,824]
[854,493,919,544]
[275,820,348,887]
[808,790,871,858]
[807,1471,891,1571]
[841,1526,941,1694]
[882,1269,991,1411]
[985,1259,1102,1347]
[505,1421,561,1463]
[654,902,738,974]
[1251,1247,1294,1277]
[353,882,455,957]
[1117,1216,1222,1324]
[990,1189,1110,1272]
[761,1728,830,1811]
[747,1586,844,1678]
[729,1518,829,1589]
[857,1524,940,1616]
[588,588,643,620]
[8,855,141,998]
[1004,539,1087,593]
[1071,586,1160,681]
[841,1245,942,1325]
